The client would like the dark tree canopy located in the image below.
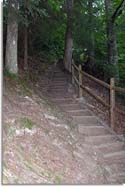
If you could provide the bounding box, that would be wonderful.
[3,0,125,86]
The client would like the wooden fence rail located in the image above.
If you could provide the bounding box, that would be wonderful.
[71,61,125,131]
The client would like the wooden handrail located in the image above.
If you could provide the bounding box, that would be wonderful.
[115,86,125,93]
[71,61,125,131]
[72,62,110,89]
[72,62,125,93]
[81,70,110,89]
[72,62,79,71]
[81,85,110,108]
[72,70,110,108]
[73,74,79,85]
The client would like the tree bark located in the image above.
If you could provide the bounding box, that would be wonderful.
[24,0,28,71]
[64,0,74,72]
[112,0,125,23]
[5,0,18,74]
[105,0,119,83]
[87,0,95,70]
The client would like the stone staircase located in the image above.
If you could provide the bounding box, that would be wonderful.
[46,65,125,184]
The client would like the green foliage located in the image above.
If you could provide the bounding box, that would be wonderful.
[3,0,125,86]
[73,0,125,86]
[18,78,31,95]
[28,0,66,62]
[48,0,62,12]
[19,117,34,129]
[92,60,105,78]
[4,68,18,80]
[4,68,31,95]
[54,175,62,184]
[103,64,118,82]
[73,47,84,64]
[119,62,125,86]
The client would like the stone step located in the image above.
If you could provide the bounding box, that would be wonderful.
[51,85,68,88]
[85,134,117,145]
[53,71,65,74]
[78,125,109,136]
[53,76,66,79]
[52,79,67,82]
[49,86,67,89]
[52,78,68,82]
[60,104,83,111]
[49,95,72,99]
[49,90,68,94]
[52,81,68,84]
[114,174,125,184]
[53,75,66,78]
[104,165,125,184]
[49,96,72,99]
[106,172,125,184]
[49,88,68,92]
[95,141,124,154]
[104,163,125,176]
[49,85,66,88]
[53,70,62,72]
[67,109,92,116]
[53,73,65,76]
[74,116,99,125]
[51,83,68,86]
[49,92,69,96]
[103,150,125,165]
[51,98,76,105]
[54,100,76,105]
[51,97,73,102]
[54,71,64,73]
[52,86,68,89]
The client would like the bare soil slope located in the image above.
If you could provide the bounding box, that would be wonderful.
[2,74,106,184]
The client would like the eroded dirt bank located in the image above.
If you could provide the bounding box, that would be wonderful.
[2,74,108,185]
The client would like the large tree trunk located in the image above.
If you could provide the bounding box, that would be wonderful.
[24,0,28,71]
[5,0,18,74]
[87,0,95,69]
[24,27,28,70]
[105,0,119,83]
[64,0,74,72]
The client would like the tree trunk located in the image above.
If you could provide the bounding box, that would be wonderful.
[64,0,74,72]
[24,0,28,71]
[64,26,73,72]
[24,27,28,70]
[5,0,18,74]
[105,0,119,83]
[87,0,95,69]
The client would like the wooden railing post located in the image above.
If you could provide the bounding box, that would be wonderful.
[78,64,82,98]
[71,60,75,85]
[110,78,115,130]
